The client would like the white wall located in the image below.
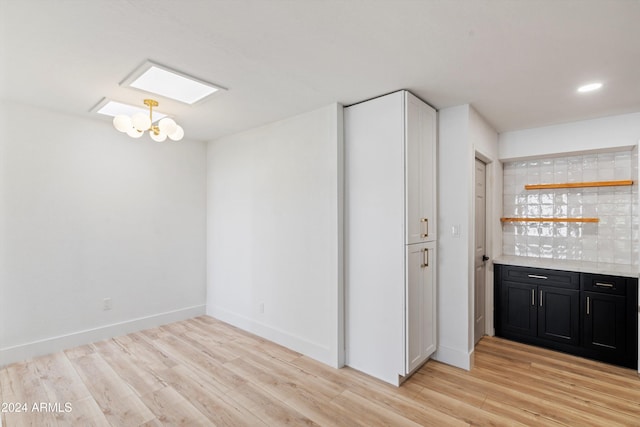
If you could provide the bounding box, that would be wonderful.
[499,112,640,160]
[0,101,207,366]
[206,104,344,367]
[436,104,499,369]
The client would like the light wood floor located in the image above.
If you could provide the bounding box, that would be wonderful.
[2,316,639,426]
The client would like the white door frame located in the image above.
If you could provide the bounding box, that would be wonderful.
[474,151,496,343]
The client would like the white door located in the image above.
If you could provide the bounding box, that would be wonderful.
[406,242,436,374]
[405,92,437,245]
[474,159,487,344]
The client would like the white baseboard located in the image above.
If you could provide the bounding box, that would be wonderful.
[432,344,474,370]
[208,305,333,366]
[0,305,206,367]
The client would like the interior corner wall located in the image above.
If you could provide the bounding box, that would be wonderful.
[206,104,344,368]
[0,101,207,366]
[435,104,473,369]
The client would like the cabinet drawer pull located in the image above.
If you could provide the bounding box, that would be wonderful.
[420,248,429,268]
[528,274,548,280]
[539,290,543,307]
[586,296,590,315]
[531,289,535,306]
[420,218,429,238]
[595,282,614,288]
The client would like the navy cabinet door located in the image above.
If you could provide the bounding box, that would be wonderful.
[538,287,580,345]
[582,291,626,356]
[500,281,537,337]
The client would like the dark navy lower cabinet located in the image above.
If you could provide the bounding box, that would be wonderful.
[538,286,580,346]
[495,264,638,369]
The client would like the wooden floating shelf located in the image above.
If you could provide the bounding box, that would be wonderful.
[524,180,633,190]
[500,217,599,223]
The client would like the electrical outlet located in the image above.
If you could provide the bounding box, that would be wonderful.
[103,298,112,311]
[259,302,265,314]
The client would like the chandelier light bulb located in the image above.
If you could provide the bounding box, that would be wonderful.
[113,115,132,132]
[150,131,167,142]
[126,127,144,138]
[131,112,151,131]
[111,99,183,142]
[158,117,177,135]
[168,125,184,141]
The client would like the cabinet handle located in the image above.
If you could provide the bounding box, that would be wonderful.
[420,218,429,238]
[531,289,535,306]
[539,290,543,307]
[421,248,429,268]
[586,296,590,315]
[528,274,548,280]
[595,282,614,288]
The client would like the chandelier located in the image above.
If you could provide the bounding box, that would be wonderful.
[112,99,184,141]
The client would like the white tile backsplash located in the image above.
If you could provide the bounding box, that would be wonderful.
[503,150,637,265]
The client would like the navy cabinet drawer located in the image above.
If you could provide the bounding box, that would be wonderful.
[581,273,627,295]
[501,265,579,290]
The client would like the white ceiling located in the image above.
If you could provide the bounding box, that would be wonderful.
[1,0,639,142]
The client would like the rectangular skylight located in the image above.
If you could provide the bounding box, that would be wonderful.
[94,100,166,122]
[122,61,224,105]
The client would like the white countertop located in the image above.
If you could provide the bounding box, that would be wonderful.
[493,255,640,278]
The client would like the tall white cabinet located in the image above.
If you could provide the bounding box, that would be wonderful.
[345,90,437,385]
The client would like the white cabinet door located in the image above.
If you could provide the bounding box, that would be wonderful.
[422,242,437,359]
[406,242,437,374]
[405,93,437,245]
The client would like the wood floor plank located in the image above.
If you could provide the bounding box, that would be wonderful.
[223,340,342,400]
[224,380,325,426]
[330,389,427,427]
[424,361,622,427]
[69,351,156,426]
[288,355,425,400]
[143,328,248,393]
[2,319,639,426]
[481,337,637,381]
[334,373,468,426]
[409,368,487,408]
[3,359,61,427]
[138,386,210,426]
[63,344,95,360]
[114,332,177,371]
[249,401,321,426]
[33,351,110,426]
[160,364,267,426]
[469,357,633,426]
[93,339,167,397]
[480,397,569,427]
[160,322,239,364]
[224,356,305,403]
[414,384,527,427]
[530,361,640,404]
[475,351,640,421]
[281,385,361,426]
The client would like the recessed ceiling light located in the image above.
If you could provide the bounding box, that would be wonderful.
[93,99,167,122]
[577,82,603,93]
[121,60,225,105]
